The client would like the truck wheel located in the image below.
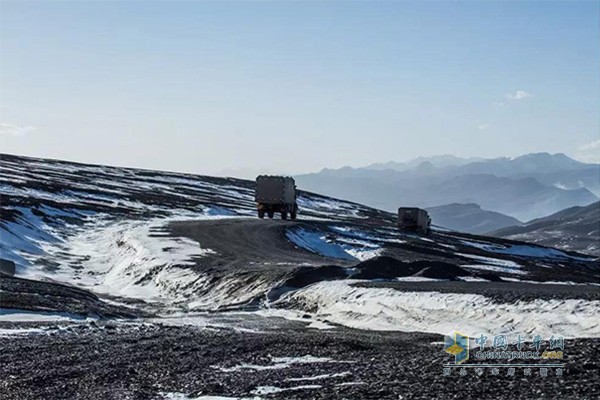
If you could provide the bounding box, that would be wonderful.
[258,209,265,219]
[268,211,274,219]
[281,211,288,220]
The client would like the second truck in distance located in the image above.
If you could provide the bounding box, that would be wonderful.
[398,207,431,235]
[255,175,298,220]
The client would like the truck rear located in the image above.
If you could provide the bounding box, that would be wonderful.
[398,207,431,235]
[255,175,298,220]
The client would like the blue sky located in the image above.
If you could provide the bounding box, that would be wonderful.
[1,1,598,176]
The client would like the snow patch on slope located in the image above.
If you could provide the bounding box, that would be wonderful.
[456,253,526,275]
[286,228,382,261]
[286,228,355,260]
[0,207,67,269]
[460,240,592,260]
[163,393,260,400]
[21,217,211,300]
[14,212,284,310]
[275,281,600,338]
[0,309,93,322]
[214,355,341,373]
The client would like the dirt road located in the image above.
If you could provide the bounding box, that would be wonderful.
[169,218,347,271]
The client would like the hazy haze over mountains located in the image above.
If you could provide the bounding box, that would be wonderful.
[295,153,599,222]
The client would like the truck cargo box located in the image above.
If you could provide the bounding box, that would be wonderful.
[255,176,296,205]
[398,207,431,234]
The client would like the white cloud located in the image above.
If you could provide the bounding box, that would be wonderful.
[0,122,36,137]
[505,90,532,101]
[477,123,490,131]
[579,140,600,151]
[576,139,600,163]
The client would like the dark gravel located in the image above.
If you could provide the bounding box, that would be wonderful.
[0,275,148,318]
[352,256,472,280]
[1,320,598,400]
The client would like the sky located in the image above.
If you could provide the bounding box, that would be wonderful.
[1,1,599,177]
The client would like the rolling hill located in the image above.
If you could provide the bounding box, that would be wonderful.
[426,203,523,234]
[491,201,600,256]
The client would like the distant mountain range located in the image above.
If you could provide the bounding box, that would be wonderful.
[295,153,599,223]
[490,201,600,256]
[366,155,486,171]
[364,153,592,178]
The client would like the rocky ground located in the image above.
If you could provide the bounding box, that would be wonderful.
[0,275,148,318]
[1,319,599,400]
